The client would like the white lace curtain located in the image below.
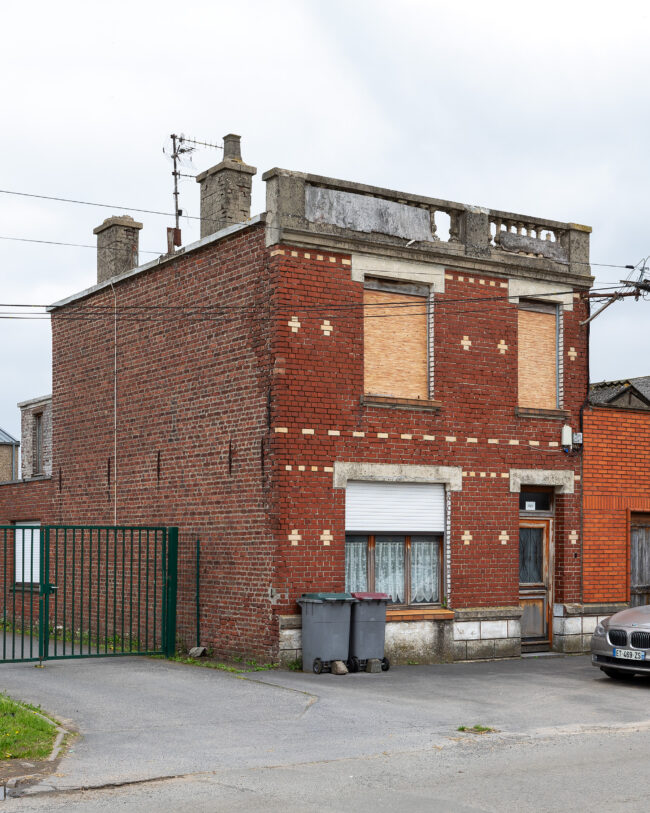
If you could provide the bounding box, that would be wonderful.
[376,537,405,604]
[411,536,439,603]
[345,536,368,593]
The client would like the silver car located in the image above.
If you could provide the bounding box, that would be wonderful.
[591,605,650,678]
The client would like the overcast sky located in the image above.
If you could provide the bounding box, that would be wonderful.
[1,0,649,440]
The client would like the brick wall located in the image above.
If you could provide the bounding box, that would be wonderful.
[267,248,588,616]
[48,223,276,659]
[583,406,650,602]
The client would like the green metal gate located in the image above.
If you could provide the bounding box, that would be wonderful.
[0,526,178,663]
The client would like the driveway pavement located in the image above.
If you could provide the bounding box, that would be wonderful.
[2,653,650,807]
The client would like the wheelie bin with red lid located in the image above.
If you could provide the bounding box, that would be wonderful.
[348,592,390,672]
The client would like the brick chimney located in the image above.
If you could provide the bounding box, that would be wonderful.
[195,134,257,238]
[93,215,143,284]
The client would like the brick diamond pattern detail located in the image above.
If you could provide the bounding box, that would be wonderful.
[288,529,302,546]
[320,320,333,336]
[497,339,508,354]
[461,530,473,546]
[568,347,577,361]
[320,529,333,546]
[461,336,472,350]
[288,316,301,333]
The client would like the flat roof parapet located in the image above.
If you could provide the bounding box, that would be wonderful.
[263,168,592,283]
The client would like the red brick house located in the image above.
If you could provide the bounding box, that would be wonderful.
[0,135,600,663]
[576,378,650,645]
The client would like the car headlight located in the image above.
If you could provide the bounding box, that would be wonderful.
[595,623,607,636]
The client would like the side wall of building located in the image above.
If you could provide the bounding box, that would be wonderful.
[49,224,276,658]
[20,400,52,479]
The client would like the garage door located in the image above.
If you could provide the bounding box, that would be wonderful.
[345,481,445,532]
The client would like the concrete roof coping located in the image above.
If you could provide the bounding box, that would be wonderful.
[93,215,143,234]
[17,394,52,409]
[195,159,257,182]
[48,214,265,311]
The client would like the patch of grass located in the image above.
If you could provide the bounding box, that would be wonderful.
[457,724,496,734]
[0,694,56,761]
[158,653,278,673]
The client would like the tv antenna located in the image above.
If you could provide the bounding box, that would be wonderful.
[163,134,223,250]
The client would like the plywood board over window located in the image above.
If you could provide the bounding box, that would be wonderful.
[364,288,428,399]
[518,303,558,409]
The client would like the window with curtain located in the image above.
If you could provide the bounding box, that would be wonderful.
[345,533,442,605]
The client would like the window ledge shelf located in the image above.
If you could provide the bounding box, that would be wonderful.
[11,584,39,593]
[362,395,442,412]
[386,608,454,622]
[516,407,570,420]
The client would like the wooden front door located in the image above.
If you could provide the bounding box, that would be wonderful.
[631,516,650,607]
[519,520,551,640]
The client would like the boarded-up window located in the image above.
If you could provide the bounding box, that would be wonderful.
[518,303,557,409]
[364,287,428,399]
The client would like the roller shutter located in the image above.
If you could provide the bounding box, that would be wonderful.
[345,481,445,533]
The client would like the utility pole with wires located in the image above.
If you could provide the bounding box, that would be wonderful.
[163,134,223,252]
[580,257,650,325]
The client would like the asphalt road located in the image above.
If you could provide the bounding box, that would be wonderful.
[2,653,649,810]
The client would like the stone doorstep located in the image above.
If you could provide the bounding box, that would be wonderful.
[453,605,523,622]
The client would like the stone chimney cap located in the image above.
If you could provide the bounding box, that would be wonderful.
[93,215,144,235]
[223,134,242,161]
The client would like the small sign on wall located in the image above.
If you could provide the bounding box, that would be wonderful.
[525,501,536,511]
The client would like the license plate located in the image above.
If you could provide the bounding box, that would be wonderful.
[613,648,645,661]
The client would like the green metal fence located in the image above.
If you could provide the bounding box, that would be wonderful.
[0,525,178,663]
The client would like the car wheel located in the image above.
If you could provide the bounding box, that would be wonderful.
[601,667,634,680]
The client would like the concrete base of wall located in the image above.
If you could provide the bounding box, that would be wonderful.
[552,602,628,653]
[384,618,454,664]
[453,606,523,661]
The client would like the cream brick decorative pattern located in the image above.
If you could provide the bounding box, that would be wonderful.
[301,428,314,435]
[490,472,497,478]
[499,282,508,288]
[317,254,324,261]
[320,529,334,546]
[377,432,389,438]
[467,437,478,443]
[288,316,301,333]
[499,531,509,545]
[568,346,577,361]
[298,465,305,471]
[501,473,509,478]
[353,431,365,437]
[291,251,298,257]
[423,434,435,441]
[480,472,486,478]
[497,339,508,354]
[445,273,453,281]
[320,320,333,336]
[285,465,292,471]
[288,530,302,546]
[461,335,472,350]
[341,259,351,266]
[509,439,519,445]
[270,249,285,256]
[488,438,499,445]
[304,253,311,259]
[549,441,559,447]
[275,427,288,433]
[461,531,473,546]
[311,466,318,471]
[445,436,457,442]
[400,433,413,439]
[569,530,579,545]
[529,440,540,446]
[328,429,340,436]
[324,466,334,472]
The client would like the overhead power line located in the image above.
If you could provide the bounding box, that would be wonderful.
[0,235,162,254]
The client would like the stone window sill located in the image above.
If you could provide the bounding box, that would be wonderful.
[362,395,442,412]
[386,608,454,622]
[516,407,570,420]
[11,583,39,593]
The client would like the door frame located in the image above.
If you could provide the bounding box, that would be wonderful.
[519,517,554,644]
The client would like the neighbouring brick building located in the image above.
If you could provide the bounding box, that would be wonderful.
[575,378,650,649]
[0,134,606,663]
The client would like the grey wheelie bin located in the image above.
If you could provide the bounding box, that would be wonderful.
[298,592,355,673]
[348,592,390,672]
